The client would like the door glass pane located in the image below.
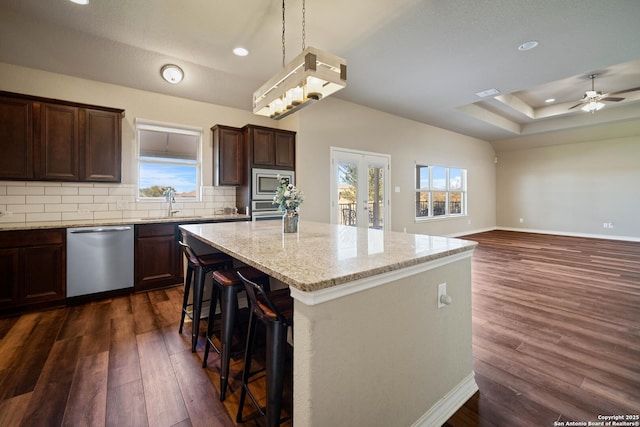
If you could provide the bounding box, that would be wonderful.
[368,164,384,229]
[338,161,358,226]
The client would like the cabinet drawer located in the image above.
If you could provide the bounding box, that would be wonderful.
[0,229,64,248]
[136,223,175,238]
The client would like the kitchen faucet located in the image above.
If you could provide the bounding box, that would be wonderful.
[164,188,179,217]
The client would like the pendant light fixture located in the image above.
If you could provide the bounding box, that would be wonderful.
[253,0,347,119]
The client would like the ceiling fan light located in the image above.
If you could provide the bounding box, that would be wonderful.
[581,101,604,113]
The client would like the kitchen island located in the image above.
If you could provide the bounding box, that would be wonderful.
[180,220,478,427]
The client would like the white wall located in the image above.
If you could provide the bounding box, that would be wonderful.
[292,97,496,236]
[495,132,640,240]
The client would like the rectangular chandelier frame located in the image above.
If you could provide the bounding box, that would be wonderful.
[253,46,347,120]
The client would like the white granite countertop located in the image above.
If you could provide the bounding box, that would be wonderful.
[0,214,250,231]
[180,220,477,292]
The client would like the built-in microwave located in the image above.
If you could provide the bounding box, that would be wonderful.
[252,168,295,200]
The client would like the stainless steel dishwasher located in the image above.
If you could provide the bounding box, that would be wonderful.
[67,225,134,297]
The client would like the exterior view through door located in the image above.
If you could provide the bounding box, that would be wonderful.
[330,148,390,230]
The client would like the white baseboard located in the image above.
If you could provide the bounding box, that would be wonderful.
[411,372,478,427]
[447,226,495,238]
[497,226,640,242]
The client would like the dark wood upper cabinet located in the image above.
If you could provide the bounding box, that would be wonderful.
[39,103,80,181]
[83,108,122,182]
[213,125,243,186]
[251,126,276,167]
[0,91,124,183]
[0,96,33,180]
[244,125,296,170]
[274,131,295,168]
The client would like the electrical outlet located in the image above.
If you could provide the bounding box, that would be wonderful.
[603,222,614,229]
[519,218,524,223]
[438,283,451,308]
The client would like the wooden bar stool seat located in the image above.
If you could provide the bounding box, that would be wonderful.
[236,271,293,427]
[178,241,233,352]
[203,266,269,401]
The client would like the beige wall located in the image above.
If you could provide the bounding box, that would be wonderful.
[495,132,640,239]
[0,62,275,187]
[0,62,271,224]
[291,97,497,236]
[1,62,497,236]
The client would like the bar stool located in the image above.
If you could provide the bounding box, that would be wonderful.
[236,271,293,427]
[178,240,233,352]
[203,266,269,401]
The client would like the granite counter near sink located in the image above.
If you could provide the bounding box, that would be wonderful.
[0,214,250,232]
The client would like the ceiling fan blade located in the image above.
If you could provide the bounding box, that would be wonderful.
[608,86,640,95]
[568,102,585,110]
[602,96,625,102]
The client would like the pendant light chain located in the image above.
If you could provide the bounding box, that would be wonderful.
[281,0,286,68]
[302,0,306,51]
[282,0,307,68]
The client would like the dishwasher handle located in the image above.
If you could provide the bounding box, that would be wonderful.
[69,226,132,234]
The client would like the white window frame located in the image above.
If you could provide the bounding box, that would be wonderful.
[135,119,203,201]
[415,163,467,221]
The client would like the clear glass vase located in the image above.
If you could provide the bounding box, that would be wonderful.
[282,210,299,233]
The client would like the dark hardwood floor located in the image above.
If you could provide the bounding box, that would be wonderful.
[0,230,638,426]
[445,231,640,427]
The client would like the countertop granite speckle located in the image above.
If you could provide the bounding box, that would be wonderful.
[180,220,477,292]
[0,214,250,231]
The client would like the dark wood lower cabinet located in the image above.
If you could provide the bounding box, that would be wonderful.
[0,229,66,315]
[134,223,182,292]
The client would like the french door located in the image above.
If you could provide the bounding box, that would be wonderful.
[330,148,390,230]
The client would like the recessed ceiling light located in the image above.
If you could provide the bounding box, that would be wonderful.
[518,40,539,51]
[69,0,89,4]
[545,98,556,103]
[475,88,500,98]
[161,64,184,84]
[233,47,249,57]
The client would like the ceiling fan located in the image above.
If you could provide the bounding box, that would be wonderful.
[569,74,640,113]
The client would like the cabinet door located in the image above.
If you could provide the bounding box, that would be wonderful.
[251,127,275,167]
[0,96,33,180]
[83,109,121,182]
[135,224,180,292]
[274,131,295,169]
[0,248,20,308]
[22,244,65,304]
[39,103,80,181]
[214,126,243,186]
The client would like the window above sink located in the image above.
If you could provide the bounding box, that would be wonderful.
[136,119,202,202]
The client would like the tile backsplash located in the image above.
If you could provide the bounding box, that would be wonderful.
[0,181,237,225]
